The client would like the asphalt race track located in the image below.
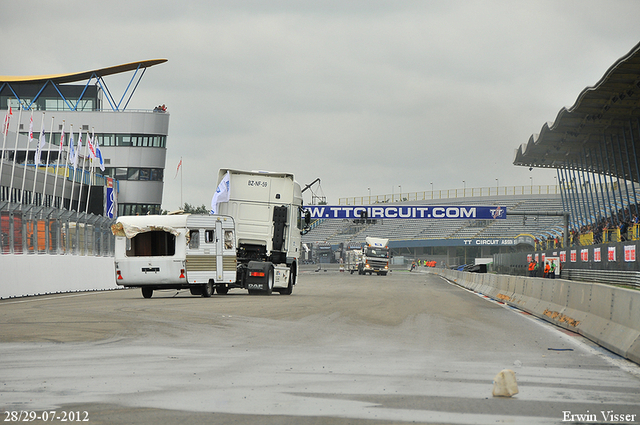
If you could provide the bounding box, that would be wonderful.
[1,266,640,424]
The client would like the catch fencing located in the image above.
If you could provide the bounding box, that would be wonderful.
[0,201,115,256]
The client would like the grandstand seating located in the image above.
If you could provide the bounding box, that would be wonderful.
[302,194,566,246]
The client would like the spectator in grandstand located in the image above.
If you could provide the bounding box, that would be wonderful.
[620,220,629,241]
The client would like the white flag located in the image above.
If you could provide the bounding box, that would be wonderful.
[210,171,230,214]
[75,131,82,170]
[68,131,76,168]
[28,113,34,142]
[34,127,46,165]
[92,131,105,172]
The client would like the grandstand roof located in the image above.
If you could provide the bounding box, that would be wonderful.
[0,59,167,84]
[513,41,640,181]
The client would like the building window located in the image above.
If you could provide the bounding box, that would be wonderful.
[118,203,161,217]
[104,167,164,182]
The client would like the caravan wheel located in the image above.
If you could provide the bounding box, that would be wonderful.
[141,287,153,299]
[202,281,214,298]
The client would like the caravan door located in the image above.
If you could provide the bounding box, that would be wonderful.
[216,220,224,281]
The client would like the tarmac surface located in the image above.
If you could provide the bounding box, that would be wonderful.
[1,266,640,424]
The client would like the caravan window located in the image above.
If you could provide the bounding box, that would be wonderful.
[126,231,176,257]
[189,230,200,249]
[204,229,215,243]
[225,230,234,250]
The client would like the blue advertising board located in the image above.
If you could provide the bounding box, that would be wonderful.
[106,187,115,218]
[302,205,506,220]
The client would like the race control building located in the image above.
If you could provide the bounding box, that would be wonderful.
[0,59,169,216]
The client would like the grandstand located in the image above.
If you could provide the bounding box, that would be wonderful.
[302,193,566,248]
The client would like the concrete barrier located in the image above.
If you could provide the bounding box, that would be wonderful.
[433,269,640,365]
[0,254,117,299]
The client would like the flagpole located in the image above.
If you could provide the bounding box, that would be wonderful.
[19,109,34,204]
[53,120,65,208]
[31,111,45,205]
[85,128,95,214]
[31,112,45,205]
[77,129,89,213]
[8,105,22,202]
[42,116,54,207]
[68,125,77,210]
[0,100,11,196]
[58,120,73,211]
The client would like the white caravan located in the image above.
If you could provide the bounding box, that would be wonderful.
[113,214,236,298]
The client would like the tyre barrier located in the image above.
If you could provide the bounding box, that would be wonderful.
[433,269,640,365]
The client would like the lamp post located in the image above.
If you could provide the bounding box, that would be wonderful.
[530,176,533,193]
[367,187,371,204]
[463,180,466,197]
[398,185,401,201]
[495,178,499,195]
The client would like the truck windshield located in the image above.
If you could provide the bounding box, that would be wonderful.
[365,247,388,258]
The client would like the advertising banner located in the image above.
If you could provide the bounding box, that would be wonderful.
[303,205,506,220]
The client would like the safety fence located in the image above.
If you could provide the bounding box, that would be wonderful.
[340,184,560,205]
[534,225,640,250]
[0,201,115,256]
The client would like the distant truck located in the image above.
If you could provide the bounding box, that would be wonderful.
[113,169,309,298]
[113,214,237,298]
[352,237,390,276]
[345,249,362,274]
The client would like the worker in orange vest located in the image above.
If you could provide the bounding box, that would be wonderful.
[528,260,536,277]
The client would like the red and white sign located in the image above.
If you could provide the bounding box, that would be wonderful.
[624,245,636,262]
[594,247,601,262]
[608,246,616,262]
[560,251,566,263]
[580,249,589,262]
[570,250,577,263]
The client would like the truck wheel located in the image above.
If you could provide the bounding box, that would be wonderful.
[280,265,295,295]
[264,267,274,295]
[141,287,153,299]
[202,281,214,298]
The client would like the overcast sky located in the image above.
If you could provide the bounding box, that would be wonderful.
[2,1,640,209]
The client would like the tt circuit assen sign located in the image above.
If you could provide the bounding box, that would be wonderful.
[303,205,506,220]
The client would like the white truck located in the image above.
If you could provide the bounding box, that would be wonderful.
[358,237,390,275]
[113,169,309,298]
[112,214,237,298]
[212,169,306,295]
[345,249,362,274]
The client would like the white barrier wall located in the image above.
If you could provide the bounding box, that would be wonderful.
[0,254,117,299]
[434,269,640,365]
